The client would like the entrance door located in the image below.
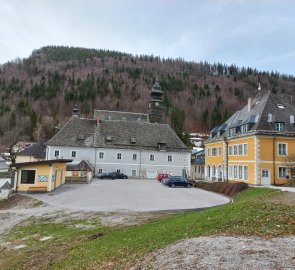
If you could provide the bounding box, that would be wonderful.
[261,169,271,185]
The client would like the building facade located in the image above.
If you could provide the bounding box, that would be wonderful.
[205,92,295,185]
[46,82,190,178]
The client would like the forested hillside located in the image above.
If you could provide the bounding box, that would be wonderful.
[0,46,295,150]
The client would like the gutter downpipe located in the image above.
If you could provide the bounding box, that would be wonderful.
[139,148,142,179]
[224,137,228,182]
[273,135,276,185]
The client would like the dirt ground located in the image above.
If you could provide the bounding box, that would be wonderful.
[270,191,295,206]
[0,194,173,236]
[131,236,295,270]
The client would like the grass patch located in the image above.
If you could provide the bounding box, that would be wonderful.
[0,188,294,270]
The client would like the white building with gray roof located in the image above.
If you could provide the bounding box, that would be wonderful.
[46,82,190,179]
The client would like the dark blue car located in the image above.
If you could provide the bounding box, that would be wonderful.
[99,172,128,180]
[162,176,191,188]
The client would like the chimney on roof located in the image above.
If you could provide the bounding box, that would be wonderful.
[72,105,79,116]
[258,83,261,98]
[248,97,253,111]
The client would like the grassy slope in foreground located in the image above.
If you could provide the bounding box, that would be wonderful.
[1,188,294,270]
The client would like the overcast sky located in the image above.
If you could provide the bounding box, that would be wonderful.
[1,0,294,75]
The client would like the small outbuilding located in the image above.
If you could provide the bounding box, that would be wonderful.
[191,149,205,180]
[66,160,94,183]
[13,159,72,193]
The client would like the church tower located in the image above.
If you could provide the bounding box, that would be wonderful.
[149,80,163,123]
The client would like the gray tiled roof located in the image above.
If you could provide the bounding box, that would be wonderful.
[47,115,188,151]
[0,171,12,178]
[47,116,96,147]
[0,161,9,170]
[94,110,149,122]
[18,142,46,159]
[67,160,94,171]
[207,92,295,141]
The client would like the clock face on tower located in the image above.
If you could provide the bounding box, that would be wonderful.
[155,102,159,107]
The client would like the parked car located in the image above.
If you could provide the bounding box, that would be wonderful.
[99,172,128,180]
[157,173,171,182]
[162,176,191,187]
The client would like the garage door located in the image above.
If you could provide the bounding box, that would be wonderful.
[146,169,157,179]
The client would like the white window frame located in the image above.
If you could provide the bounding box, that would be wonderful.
[278,143,287,156]
[233,145,237,156]
[233,165,237,178]
[207,165,211,177]
[228,165,232,178]
[238,165,243,179]
[98,168,103,174]
[131,169,137,177]
[117,153,122,160]
[229,128,236,137]
[243,165,248,180]
[228,146,232,156]
[241,124,248,134]
[243,143,248,156]
[150,154,155,161]
[261,169,269,178]
[54,150,60,158]
[133,153,137,160]
[207,148,210,157]
[117,169,121,173]
[212,148,217,156]
[99,152,104,159]
[212,165,216,177]
[238,144,243,156]
[20,169,36,184]
[278,166,287,178]
[71,150,77,158]
[168,155,172,162]
[218,147,222,156]
[275,122,285,132]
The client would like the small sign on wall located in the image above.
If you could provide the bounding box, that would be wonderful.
[72,171,79,177]
[38,175,48,182]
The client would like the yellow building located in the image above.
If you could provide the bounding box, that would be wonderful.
[13,159,72,193]
[205,92,295,186]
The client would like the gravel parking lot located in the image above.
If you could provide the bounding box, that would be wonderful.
[28,179,230,212]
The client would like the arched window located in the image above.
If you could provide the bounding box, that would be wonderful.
[212,165,216,177]
[218,165,222,180]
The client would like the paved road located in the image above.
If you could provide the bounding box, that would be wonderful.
[28,179,230,212]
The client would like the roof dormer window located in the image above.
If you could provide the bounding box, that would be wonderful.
[228,128,236,137]
[275,122,285,132]
[158,142,166,151]
[106,135,112,141]
[277,104,285,110]
[78,134,85,140]
[241,124,248,134]
[267,113,273,123]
